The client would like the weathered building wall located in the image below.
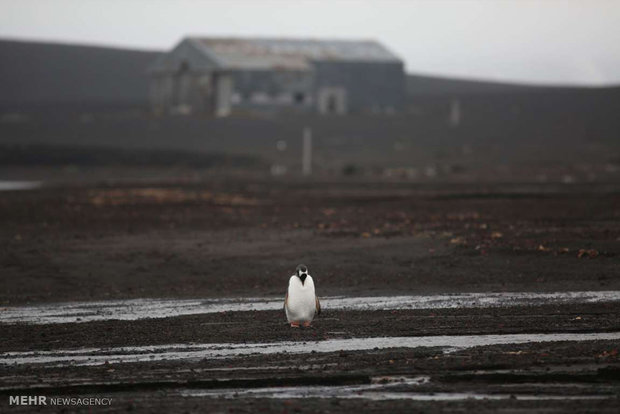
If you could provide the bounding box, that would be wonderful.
[230,69,314,111]
[149,40,223,115]
[150,71,214,115]
[313,61,405,114]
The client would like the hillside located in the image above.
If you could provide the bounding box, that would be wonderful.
[0,39,161,108]
[405,73,587,97]
[4,38,614,109]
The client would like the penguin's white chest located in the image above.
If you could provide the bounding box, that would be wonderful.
[285,275,316,323]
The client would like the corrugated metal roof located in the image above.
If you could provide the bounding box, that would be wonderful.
[188,37,401,70]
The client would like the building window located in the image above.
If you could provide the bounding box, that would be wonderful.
[178,60,190,73]
[294,92,305,104]
[327,95,337,113]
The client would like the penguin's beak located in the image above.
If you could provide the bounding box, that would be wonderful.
[299,273,307,284]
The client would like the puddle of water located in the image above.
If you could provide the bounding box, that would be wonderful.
[178,375,614,401]
[2,290,619,325]
[195,363,340,372]
[181,376,433,401]
[2,332,620,367]
[0,181,41,191]
[180,386,612,401]
[177,374,615,402]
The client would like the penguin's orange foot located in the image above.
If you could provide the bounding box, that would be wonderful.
[303,321,312,327]
[290,322,300,328]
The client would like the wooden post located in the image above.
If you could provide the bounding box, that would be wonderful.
[302,127,312,176]
[449,98,461,127]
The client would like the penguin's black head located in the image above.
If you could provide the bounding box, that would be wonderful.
[296,264,309,284]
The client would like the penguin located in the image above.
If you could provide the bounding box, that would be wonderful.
[284,264,320,328]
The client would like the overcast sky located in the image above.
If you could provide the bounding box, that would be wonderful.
[1,0,620,86]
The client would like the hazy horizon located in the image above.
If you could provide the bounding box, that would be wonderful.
[2,0,620,87]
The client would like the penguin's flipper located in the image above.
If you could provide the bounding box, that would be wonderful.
[284,292,288,311]
[316,297,321,315]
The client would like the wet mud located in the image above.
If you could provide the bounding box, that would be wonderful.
[1,178,619,412]
[3,290,619,324]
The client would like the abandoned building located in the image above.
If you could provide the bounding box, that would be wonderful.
[148,37,405,116]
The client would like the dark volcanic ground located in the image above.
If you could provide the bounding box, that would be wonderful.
[1,179,619,304]
[1,177,619,412]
